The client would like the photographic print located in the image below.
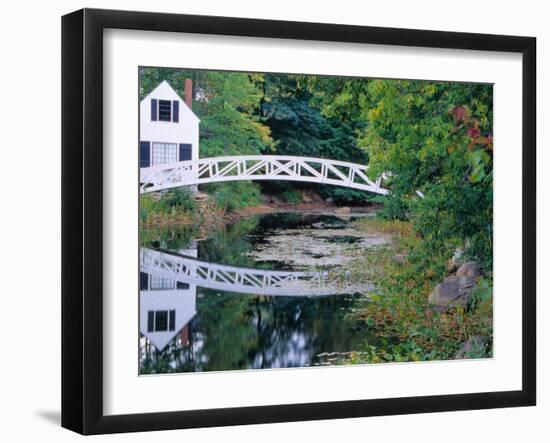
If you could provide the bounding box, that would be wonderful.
[138,67,493,375]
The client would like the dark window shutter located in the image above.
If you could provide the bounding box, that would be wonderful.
[169,310,176,331]
[147,311,154,332]
[176,281,190,290]
[140,272,149,290]
[179,143,192,161]
[139,141,150,168]
[172,101,179,122]
[151,99,157,121]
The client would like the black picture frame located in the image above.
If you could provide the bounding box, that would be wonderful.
[61,8,536,435]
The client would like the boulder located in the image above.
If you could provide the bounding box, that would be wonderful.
[446,260,456,273]
[428,275,476,310]
[455,336,486,359]
[260,194,272,204]
[392,253,408,265]
[192,192,209,201]
[325,197,334,204]
[309,191,322,202]
[447,247,465,272]
[334,206,351,214]
[456,261,480,279]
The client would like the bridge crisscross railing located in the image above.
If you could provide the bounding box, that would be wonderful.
[140,155,389,195]
[140,248,374,296]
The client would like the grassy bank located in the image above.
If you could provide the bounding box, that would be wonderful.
[140,188,199,227]
[139,183,370,233]
[343,217,493,363]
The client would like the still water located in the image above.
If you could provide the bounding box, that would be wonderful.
[139,212,388,374]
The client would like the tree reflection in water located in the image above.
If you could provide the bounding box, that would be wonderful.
[139,213,377,374]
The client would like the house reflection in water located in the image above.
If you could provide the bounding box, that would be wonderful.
[139,243,198,351]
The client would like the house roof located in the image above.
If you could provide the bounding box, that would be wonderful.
[141,80,200,123]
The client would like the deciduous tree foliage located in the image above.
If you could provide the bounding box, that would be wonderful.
[140,68,493,270]
[140,68,273,157]
[309,77,493,270]
[258,74,372,203]
[140,68,273,206]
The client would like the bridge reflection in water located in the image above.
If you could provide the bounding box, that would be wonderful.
[140,247,374,352]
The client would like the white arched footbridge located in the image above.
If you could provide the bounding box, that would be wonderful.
[140,155,388,195]
[141,248,374,297]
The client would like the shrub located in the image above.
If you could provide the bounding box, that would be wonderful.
[139,188,197,225]
[281,190,302,204]
[205,181,261,213]
[163,188,196,212]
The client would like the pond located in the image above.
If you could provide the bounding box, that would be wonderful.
[139,212,390,374]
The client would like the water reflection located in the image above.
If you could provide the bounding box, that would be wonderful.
[141,247,373,297]
[139,243,199,352]
[139,213,380,373]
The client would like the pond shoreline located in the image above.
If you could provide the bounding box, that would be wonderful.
[140,210,392,372]
[223,200,382,225]
[142,190,383,240]
[140,200,493,370]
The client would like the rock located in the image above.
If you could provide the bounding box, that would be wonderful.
[392,253,408,265]
[260,194,272,204]
[192,192,208,201]
[325,197,334,204]
[301,193,313,203]
[447,247,465,272]
[456,261,480,279]
[271,195,284,205]
[428,275,476,310]
[455,336,486,359]
[309,191,322,202]
[446,260,456,273]
[447,258,458,273]
[334,206,351,214]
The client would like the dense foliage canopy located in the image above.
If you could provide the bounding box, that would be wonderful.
[308,77,493,270]
[140,68,493,270]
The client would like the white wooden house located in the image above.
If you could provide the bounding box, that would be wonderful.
[139,80,199,169]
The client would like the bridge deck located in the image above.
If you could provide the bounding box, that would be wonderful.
[140,155,388,195]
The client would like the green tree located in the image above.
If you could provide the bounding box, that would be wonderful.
[259,74,372,204]
[309,78,493,270]
[140,67,273,209]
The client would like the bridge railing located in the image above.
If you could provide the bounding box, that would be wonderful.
[140,155,389,195]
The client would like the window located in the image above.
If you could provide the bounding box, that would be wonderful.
[179,143,192,161]
[150,275,175,290]
[158,99,172,121]
[147,310,176,333]
[176,281,190,290]
[155,311,168,331]
[151,99,179,122]
[152,142,177,165]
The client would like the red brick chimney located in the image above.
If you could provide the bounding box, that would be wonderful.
[184,79,193,109]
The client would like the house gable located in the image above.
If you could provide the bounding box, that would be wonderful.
[140,80,201,167]
[141,80,200,124]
